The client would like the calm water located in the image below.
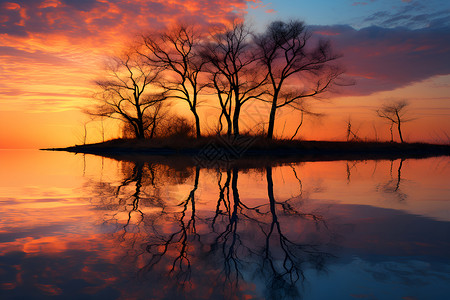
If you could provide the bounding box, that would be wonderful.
[0,150,449,300]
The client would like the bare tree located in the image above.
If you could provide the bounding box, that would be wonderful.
[345,117,361,141]
[141,24,206,138]
[376,100,412,143]
[89,49,167,139]
[202,22,267,136]
[254,20,344,139]
[210,70,233,136]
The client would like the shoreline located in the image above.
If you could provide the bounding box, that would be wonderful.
[41,138,450,166]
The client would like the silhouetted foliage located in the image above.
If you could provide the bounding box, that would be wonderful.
[158,115,196,138]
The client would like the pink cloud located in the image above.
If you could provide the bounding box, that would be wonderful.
[0,0,254,42]
[312,25,450,95]
[0,0,259,115]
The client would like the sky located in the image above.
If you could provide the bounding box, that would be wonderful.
[0,0,449,148]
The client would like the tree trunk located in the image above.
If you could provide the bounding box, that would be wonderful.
[395,111,404,143]
[192,109,201,138]
[220,111,232,136]
[135,100,146,139]
[221,105,232,136]
[137,119,145,139]
[266,98,278,139]
[389,123,394,142]
[397,121,404,143]
[128,121,140,139]
[149,120,156,139]
[226,116,232,136]
[232,104,241,136]
[290,110,304,140]
[226,97,232,136]
[83,123,88,145]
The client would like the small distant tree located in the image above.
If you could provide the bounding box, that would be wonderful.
[376,100,412,143]
[345,117,361,141]
[89,50,167,139]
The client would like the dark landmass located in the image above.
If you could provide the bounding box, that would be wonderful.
[42,137,450,167]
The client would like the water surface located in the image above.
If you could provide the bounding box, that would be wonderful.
[0,150,449,299]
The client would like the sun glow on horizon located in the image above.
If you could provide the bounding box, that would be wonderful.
[0,0,449,148]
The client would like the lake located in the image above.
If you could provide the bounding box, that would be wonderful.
[0,150,449,299]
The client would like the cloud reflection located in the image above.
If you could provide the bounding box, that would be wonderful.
[1,152,450,299]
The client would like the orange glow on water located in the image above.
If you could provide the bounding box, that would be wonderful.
[0,150,449,298]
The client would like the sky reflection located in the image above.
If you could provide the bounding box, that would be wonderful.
[0,150,449,299]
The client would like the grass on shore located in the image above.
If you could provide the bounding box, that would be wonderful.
[44,135,450,158]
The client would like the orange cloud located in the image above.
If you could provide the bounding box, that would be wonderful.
[0,1,449,148]
[39,0,62,9]
[3,2,21,10]
[0,0,260,148]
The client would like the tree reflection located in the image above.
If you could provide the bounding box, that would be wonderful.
[117,162,145,232]
[140,166,201,286]
[209,168,245,284]
[86,161,336,299]
[260,166,331,299]
[377,158,407,201]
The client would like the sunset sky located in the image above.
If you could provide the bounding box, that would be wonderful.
[0,0,449,148]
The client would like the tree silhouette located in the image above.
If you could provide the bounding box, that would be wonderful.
[141,24,206,138]
[210,70,234,136]
[377,159,407,201]
[86,20,351,141]
[140,166,201,285]
[202,22,267,136]
[254,20,344,139]
[259,166,331,299]
[376,100,413,143]
[90,50,167,139]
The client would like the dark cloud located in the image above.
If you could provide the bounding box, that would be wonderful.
[312,24,450,95]
[361,1,450,29]
[0,0,100,37]
[0,3,28,36]
[0,0,251,39]
[60,0,101,11]
[0,46,72,65]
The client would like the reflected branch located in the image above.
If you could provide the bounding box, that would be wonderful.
[210,168,245,284]
[141,166,201,285]
[259,166,333,299]
[85,161,337,297]
[377,158,407,201]
[212,169,231,231]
